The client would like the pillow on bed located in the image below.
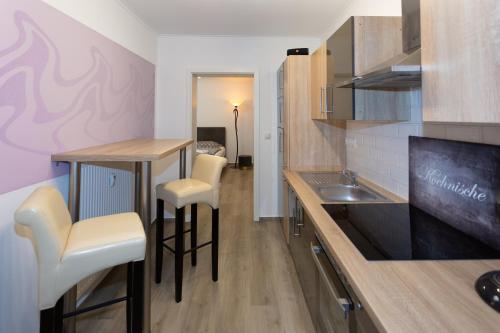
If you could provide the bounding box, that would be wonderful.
[197,141,222,155]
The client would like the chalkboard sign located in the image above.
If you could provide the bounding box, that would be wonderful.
[409,136,500,251]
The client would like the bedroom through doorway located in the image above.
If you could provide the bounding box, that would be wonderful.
[191,73,255,219]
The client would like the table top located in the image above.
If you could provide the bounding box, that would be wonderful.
[52,138,193,162]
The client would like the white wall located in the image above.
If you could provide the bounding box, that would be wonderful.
[197,76,254,163]
[0,2,156,332]
[42,0,157,63]
[155,35,320,218]
[0,176,68,333]
[322,0,402,39]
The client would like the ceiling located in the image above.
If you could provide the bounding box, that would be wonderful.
[120,0,349,36]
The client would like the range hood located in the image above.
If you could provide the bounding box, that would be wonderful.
[336,48,421,89]
[337,0,421,90]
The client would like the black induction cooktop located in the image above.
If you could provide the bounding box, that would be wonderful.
[322,203,500,261]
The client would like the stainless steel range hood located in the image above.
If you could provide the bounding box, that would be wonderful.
[337,0,421,90]
[336,48,421,89]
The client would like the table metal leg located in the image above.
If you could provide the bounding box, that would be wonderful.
[135,161,151,332]
[64,162,80,333]
[179,148,186,179]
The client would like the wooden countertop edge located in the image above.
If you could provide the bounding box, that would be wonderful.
[51,139,194,162]
[283,169,500,333]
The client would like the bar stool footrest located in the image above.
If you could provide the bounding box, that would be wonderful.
[162,241,213,255]
[163,244,176,254]
[62,296,128,319]
[184,241,212,254]
[163,228,191,242]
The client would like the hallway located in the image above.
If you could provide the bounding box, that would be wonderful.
[76,167,314,333]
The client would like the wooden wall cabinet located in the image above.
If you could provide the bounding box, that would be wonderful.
[310,43,328,120]
[353,16,403,76]
[421,0,500,123]
[310,16,411,121]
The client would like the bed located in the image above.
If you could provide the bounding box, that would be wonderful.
[196,127,226,157]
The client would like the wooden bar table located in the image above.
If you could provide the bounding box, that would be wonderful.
[52,138,193,333]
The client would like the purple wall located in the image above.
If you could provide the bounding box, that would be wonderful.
[0,0,155,194]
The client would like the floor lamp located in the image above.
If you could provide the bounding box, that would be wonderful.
[232,103,239,168]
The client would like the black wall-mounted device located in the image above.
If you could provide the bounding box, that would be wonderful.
[287,48,309,56]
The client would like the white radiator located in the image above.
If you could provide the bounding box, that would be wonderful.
[80,164,134,219]
[77,163,134,305]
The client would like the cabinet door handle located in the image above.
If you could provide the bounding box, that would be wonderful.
[325,86,334,114]
[296,204,304,227]
[320,87,324,114]
[293,198,301,236]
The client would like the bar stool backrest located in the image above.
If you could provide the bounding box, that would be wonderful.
[191,154,227,187]
[15,186,72,309]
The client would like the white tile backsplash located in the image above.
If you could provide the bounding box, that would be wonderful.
[346,88,499,200]
[347,120,419,199]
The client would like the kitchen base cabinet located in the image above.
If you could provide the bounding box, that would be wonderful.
[289,195,318,328]
[312,235,379,333]
[282,180,290,242]
[353,309,379,333]
[288,195,379,333]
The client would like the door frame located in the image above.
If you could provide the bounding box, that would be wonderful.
[185,68,260,222]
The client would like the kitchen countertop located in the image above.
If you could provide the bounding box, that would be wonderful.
[284,169,500,332]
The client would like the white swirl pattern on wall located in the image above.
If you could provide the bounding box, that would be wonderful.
[0,4,155,194]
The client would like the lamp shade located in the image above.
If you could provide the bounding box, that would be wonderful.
[229,100,243,108]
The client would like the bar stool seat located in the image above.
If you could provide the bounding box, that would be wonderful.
[61,213,145,295]
[155,154,227,303]
[15,186,146,333]
[156,178,215,209]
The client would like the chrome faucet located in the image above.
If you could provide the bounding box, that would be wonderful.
[342,169,358,187]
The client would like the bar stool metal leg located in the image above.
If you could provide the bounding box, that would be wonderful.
[39,297,63,333]
[191,204,198,266]
[126,262,134,333]
[40,307,55,333]
[64,161,80,333]
[132,260,144,333]
[175,207,185,302]
[54,298,63,333]
[212,208,219,282]
[155,199,164,283]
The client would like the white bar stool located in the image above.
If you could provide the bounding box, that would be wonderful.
[155,154,227,302]
[15,186,146,333]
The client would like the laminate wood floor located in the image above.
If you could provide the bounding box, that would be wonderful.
[76,167,315,333]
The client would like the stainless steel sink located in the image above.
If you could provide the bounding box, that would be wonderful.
[299,172,389,202]
[317,184,386,202]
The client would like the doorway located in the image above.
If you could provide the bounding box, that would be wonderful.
[189,72,258,220]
